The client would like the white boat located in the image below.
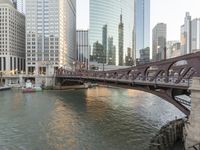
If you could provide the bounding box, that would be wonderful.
[22,80,42,93]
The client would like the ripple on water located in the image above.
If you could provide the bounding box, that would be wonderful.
[0,88,184,150]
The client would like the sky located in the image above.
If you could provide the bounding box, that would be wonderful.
[77,0,200,41]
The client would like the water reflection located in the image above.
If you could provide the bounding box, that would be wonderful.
[0,88,184,150]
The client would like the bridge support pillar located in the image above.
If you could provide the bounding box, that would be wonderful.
[185,77,200,149]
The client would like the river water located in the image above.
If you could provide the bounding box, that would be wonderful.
[0,87,184,150]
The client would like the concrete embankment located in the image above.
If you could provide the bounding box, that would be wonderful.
[149,118,186,150]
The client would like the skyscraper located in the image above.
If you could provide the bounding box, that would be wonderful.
[191,18,200,52]
[102,24,107,63]
[12,0,25,14]
[89,0,134,66]
[135,0,150,59]
[26,0,76,75]
[167,41,181,58]
[0,0,25,73]
[139,47,150,65]
[108,37,116,65]
[152,23,167,61]
[180,12,191,55]
[118,13,124,66]
[76,30,89,68]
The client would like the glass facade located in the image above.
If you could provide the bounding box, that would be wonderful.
[76,30,89,65]
[135,0,150,59]
[191,18,200,52]
[180,12,191,55]
[89,0,134,66]
[152,23,167,61]
[26,0,76,75]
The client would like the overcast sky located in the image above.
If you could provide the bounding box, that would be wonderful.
[77,0,200,41]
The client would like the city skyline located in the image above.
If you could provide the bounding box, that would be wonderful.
[77,0,200,41]
[89,0,134,66]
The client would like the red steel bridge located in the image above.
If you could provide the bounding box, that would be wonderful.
[56,52,200,116]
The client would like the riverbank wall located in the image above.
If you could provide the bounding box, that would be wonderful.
[149,118,186,150]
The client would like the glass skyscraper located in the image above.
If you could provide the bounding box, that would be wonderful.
[26,0,76,75]
[89,0,134,66]
[135,0,150,59]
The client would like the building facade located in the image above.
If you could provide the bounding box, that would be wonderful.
[134,0,150,59]
[139,47,150,64]
[125,47,134,66]
[167,41,181,59]
[26,0,76,75]
[102,24,107,63]
[191,18,200,52]
[89,0,134,66]
[11,0,25,14]
[107,36,116,65]
[76,30,89,69]
[118,14,124,66]
[0,0,25,73]
[152,23,167,61]
[180,12,191,55]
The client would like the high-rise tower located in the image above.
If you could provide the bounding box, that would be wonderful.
[152,23,167,61]
[135,0,150,60]
[180,12,192,55]
[118,13,124,66]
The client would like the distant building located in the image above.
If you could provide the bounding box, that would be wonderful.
[135,0,150,59]
[152,23,167,61]
[0,0,25,73]
[125,48,133,66]
[12,0,25,14]
[108,37,116,65]
[191,18,200,52]
[102,24,107,63]
[139,47,150,65]
[180,12,192,55]
[93,41,104,63]
[118,13,124,66]
[167,41,181,58]
[76,30,89,69]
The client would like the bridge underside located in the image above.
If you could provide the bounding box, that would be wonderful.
[56,77,190,116]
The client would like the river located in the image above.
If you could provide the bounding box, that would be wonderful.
[0,87,184,150]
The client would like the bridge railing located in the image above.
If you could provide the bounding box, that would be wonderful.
[56,69,192,88]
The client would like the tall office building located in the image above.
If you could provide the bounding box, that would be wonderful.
[152,23,167,61]
[89,0,134,66]
[167,41,181,59]
[191,18,200,52]
[26,0,76,75]
[118,13,124,66]
[11,0,25,14]
[108,37,116,65]
[138,47,150,65]
[135,0,150,59]
[76,30,89,69]
[180,12,191,55]
[102,24,107,63]
[125,47,134,66]
[0,0,25,73]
